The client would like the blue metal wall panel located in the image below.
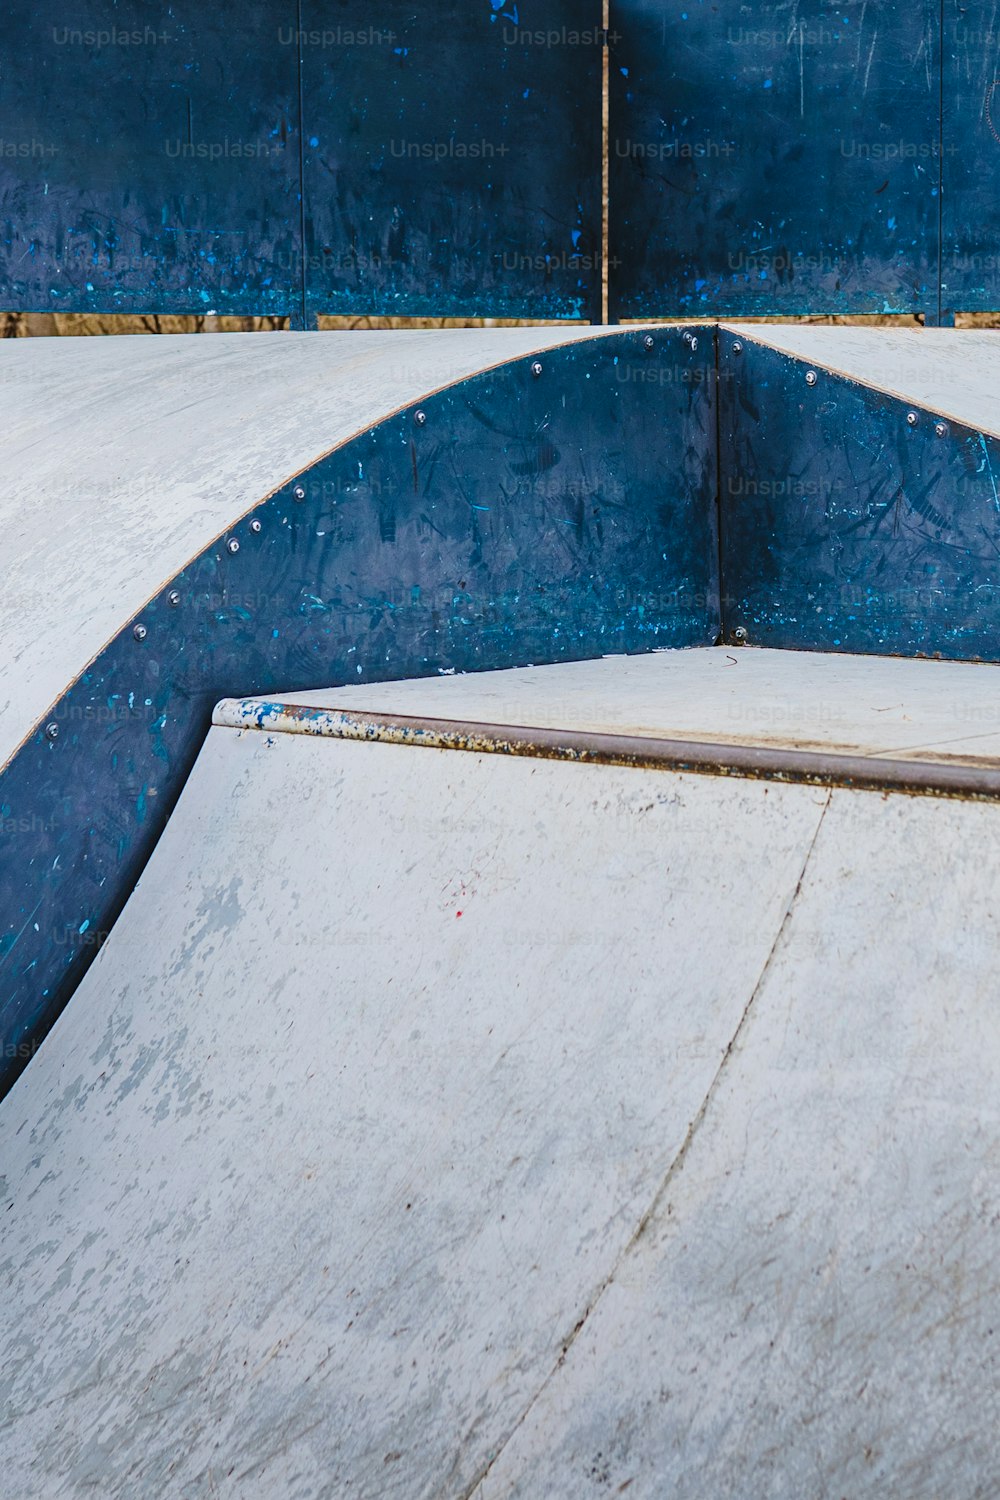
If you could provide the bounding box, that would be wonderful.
[940,1,1000,317]
[299,2,603,322]
[0,330,718,1092]
[0,1,301,317]
[609,0,940,320]
[718,332,1000,658]
[3,1,994,320]
[0,1,602,322]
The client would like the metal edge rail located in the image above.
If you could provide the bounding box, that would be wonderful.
[214,698,1000,804]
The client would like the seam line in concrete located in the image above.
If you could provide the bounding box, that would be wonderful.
[459,789,832,1499]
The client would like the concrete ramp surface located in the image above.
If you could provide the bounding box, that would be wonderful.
[2,653,1000,1497]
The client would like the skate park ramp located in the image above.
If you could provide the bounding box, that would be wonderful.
[3,648,1000,1497]
[2,322,713,1086]
[4,324,1000,1496]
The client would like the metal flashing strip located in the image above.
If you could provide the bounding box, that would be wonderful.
[214,697,1000,804]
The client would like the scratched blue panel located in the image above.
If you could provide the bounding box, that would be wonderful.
[300,2,603,321]
[0,330,718,1092]
[0,1,300,316]
[609,0,940,319]
[717,332,1000,657]
[940,1,1000,315]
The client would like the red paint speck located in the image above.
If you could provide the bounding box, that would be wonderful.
[456,911,463,918]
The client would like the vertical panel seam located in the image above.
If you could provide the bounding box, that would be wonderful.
[937,0,945,324]
[295,0,308,330]
[714,325,727,644]
[602,0,610,324]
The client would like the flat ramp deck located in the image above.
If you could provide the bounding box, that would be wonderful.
[2,650,999,1497]
[274,645,1000,766]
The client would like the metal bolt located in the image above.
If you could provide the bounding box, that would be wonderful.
[733,626,748,644]
[732,340,743,355]
[166,589,181,608]
[249,518,262,534]
[45,722,59,741]
[805,370,818,387]
[414,410,427,426]
[293,485,306,501]
[133,623,147,642]
[906,411,919,427]
[531,362,544,378]
[934,421,949,438]
[227,538,240,554]
[643,334,655,351]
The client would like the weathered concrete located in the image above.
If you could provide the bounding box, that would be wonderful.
[478,785,1000,1498]
[0,724,823,1498]
[2,689,1000,1496]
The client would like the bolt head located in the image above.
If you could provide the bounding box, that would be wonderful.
[227,538,240,554]
[805,370,818,387]
[643,334,655,351]
[732,340,743,355]
[531,362,543,378]
[166,589,181,608]
[45,721,59,741]
[414,410,427,426]
[934,421,948,438]
[249,518,262,534]
[906,411,919,427]
[133,623,147,642]
[293,485,306,501]
[689,336,698,352]
[733,626,748,644]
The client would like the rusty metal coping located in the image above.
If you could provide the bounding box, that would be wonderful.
[213,697,1000,803]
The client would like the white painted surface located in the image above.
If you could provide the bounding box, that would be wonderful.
[723,322,1000,437]
[477,787,1000,1498]
[0,325,617,772]
[0,726,825,1499]
[277,646,1000,766]
[3,713,1000,1494]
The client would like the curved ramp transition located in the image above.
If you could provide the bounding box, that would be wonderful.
[2,650,999,1497]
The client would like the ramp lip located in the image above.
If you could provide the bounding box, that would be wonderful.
[719,322,1000,440]
[213,696,1000,803]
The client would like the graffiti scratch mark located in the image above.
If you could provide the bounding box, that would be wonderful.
[986,81,1000,145]
[978,435,1000,514]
